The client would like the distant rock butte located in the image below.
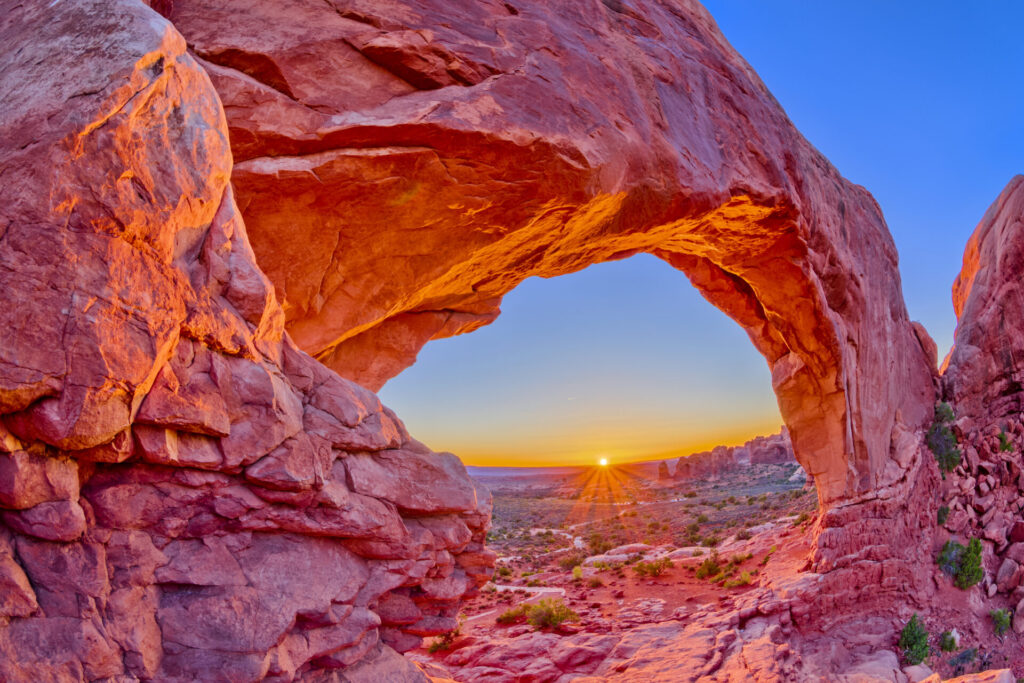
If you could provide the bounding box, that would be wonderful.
[0,0,1020,679]
[673,429,796,481]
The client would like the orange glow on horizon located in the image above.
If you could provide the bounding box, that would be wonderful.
[445,417,785,468]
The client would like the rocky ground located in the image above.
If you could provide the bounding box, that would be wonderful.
[397,465,1020,682]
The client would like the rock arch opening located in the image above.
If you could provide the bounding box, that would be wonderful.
[378,254,785,471]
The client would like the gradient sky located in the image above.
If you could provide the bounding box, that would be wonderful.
[379,1,1023,468]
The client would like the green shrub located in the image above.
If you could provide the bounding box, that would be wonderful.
[526,599,579,630]
[559,554,584,571]
[588,534,613,555]
[634,557,673,577]
[735,529,752,541]
[927,403,960,477]
[991,608,1011,636]
[571,566,583,581]
[998,429,1013,453]
[723,570,754,588]
[898,614,929,665]
[427,619,462,653]
[496,605,528,624]
[939,630,957,652]
[587,576,603,588]
[760,545,777,566]
[695,552,721,580]
[947,647,976,675]
[939,538,984,589]
[794,512,810,526]
[696,514,709,523]
[956,538,984,589]
[937,505,950,526]
[496,566,512,578]
[938,540,965,577]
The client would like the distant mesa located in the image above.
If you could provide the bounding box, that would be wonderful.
[672,429,797,481]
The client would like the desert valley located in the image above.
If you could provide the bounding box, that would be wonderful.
[1,0,1022,681]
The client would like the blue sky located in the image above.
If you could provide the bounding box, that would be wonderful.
[379,1,1022,466]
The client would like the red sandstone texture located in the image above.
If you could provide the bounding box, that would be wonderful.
[0,2,489,680]
[2,0,1020,679]
[944,176,1024,419]
[158,0,937,507]
[931,178,1024,653]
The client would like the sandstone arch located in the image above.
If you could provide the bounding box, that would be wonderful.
[0,0,952,679]
[162,0,936,505]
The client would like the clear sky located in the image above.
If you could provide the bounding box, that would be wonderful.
[379,1,1023,468]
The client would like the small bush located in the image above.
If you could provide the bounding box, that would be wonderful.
[428,619,462,653]
[794,512,810,526]
[937,505,950,526]
[496,566,512,578]
[938,538,984,589]
[588,534,613,555]
[935,402,955,423]
[938,540,965,577]
[571,566,583,581]
[696,552,721,580]
[898,614,929,665]
[696,514,709,523]
[703,535,721,548]
[559,554,584,571]
[634,557,673,577]
[956,538,984,589]
[991,608,1011,636]
[735,529,752,541]
[587,577,603,588]
[496,605,528,625]
[947,647,976,676]
[526,599,579,630]
[723,570,754,588]
[999,429,1013,453]
[760,545,777,566]
[939,630,957,652]
[927,422,961,477]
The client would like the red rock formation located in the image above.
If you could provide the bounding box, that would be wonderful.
[3,0,991,677]
[674,430,795,481]
[939,178,1024,641]
[159,0,934,508]
[0,2,489,680]
[944,176,1024,420]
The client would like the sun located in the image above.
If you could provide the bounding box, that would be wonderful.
[598,457,609,467]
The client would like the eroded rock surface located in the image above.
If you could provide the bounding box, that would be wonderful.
[10,0,1021,679]
[159,0,936,506]
[945,176,1024,420]
[0,2,489,680]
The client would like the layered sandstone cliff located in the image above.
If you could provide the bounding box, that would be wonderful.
[0,3,490,680]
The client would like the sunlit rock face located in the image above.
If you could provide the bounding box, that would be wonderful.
[939,177,1024,572]
[0,2,489,680]
[945,176,1024,421]
[0,0,964,678]
[159,0,934,506]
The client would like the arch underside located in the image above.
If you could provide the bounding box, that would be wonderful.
[167,0,936,504]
